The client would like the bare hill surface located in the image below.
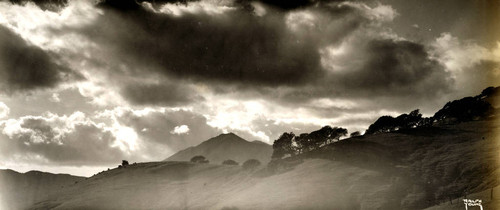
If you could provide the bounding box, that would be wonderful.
[165,133,272,164]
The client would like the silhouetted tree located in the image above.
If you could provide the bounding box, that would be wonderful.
[294,133,312,154]
[190,155,209,163]
[242,159,261,170]
[272,126,348,157]
[396,109,423,128]
[330,127,348,142]
[295,126,348,153]
[433,97,493,124]
[350,131,361,137]
[365,109,425,134]
[122,160,129,167]
[271,132,296,159]
[222,159,239,165]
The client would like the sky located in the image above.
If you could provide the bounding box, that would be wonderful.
[0,0,499,177]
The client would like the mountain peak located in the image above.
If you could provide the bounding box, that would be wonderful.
[218,132,238,137]
[209,132,246,143]
[165,133,272,163]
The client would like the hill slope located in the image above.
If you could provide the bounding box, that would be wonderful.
[299,118,500,209]
[165,133,272,164]
[28,160,395,210]
[0,170,85,210]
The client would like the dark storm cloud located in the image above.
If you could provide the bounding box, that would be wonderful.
[83,1,324,87]
[97,0,201,11]
[254,0,345,10]
[121,82,203,106]
[228,38,454,113]
[5,0,455,110]
[334,39,452,96]
[86,0,453,112]
[8,0,68,12]
[0,26,80,94]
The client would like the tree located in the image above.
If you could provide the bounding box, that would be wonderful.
[303,126,348,149]
[272,126,348,158]
[350,131,361,137]
[294,133,311,154]
[365,115,397,135]
[271,132,296,159]
[331,127,348,142]
[433,97,493,124]
[190,155,209,163]
[222,159,239,165]
[122,160,129,167]
[365,109,425,134]
[242,159,261,170]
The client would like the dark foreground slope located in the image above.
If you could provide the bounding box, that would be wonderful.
[165,133,272,164]
[0,170,85,210]
[28,119,499,210]
[294,118,499,209]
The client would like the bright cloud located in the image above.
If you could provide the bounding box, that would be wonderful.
[0,102,9,119]
[171,125,190,135]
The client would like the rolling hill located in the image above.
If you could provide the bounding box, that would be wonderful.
[0,169,85,210]
[27,159,398,210]
[165,133,273,164]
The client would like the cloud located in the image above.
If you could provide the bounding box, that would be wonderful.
[97,107,221,152]
[85,3,322,87]
[8,0,68,12]
[171,125,189,135]
[0,110,192,166]
[2,0,442,109]
[0,112,126,165]
[253,0,343,11]
[49,93,61,103]
[0,102,9,119]
[0,26,79,93]
[431,33,500,97]
[331,39,453,97]
[120,82,203,106]
[73,0,446,109]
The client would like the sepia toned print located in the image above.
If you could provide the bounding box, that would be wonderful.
[0,0,499,209]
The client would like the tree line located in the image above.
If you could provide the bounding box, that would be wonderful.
[271,126,349,159]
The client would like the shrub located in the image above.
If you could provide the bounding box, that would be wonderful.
[190,155,209,163]
[222,159,239,165]
[242,159,261,170]
[350,131,361,137]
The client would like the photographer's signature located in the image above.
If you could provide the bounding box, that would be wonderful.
[463,199,483,210]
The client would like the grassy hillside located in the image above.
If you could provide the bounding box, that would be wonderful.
[29,160,397,210]
[165,133,272,164]
[296,118,500,209]
[0,170,85,210]
[425,185,500,210]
